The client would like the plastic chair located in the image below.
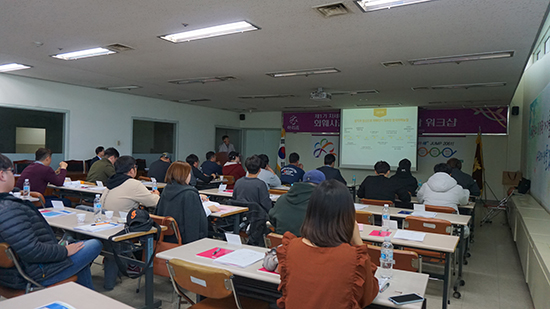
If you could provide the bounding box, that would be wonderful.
[221,175,235,186]
[425,205,457,214]
[403,216,452,263]
[356,211,374,225]
[65,160,85,172]
[360,199,394,207]
[268,189,288,195]
[138,176,152,181]
[367,244,421,272]
[166,259,270,309]
[0,243,77,298]
[29,191,46,208]
[264,232,283,248]
[13,160,34,174]
[84,159,94,173]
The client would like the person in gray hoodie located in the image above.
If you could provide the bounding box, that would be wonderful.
[268,170,326,236]
[417,163,469,212]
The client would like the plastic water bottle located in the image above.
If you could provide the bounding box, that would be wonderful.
[382,204,390,231]
[151,177,158,191]
[416,179,422,194]
[93,194,102,222]
[23,179,30,197]
[380,236,394,279]
[352,175,356,186]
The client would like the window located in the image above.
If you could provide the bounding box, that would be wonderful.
[132,119,176,168]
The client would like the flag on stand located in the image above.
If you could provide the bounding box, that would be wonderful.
[277,129,286,172]
[472,131,484,193]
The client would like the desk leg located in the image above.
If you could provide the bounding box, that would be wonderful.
[141,234,162,309]
[443,252,450,309]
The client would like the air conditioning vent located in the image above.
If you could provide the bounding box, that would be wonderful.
[104,43,134,52]
[168,76,236,85]
[313,2,350,17]
[411,86,431,91]
[381,61,405,68]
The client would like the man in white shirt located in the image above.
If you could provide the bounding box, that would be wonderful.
[253,154,281,189]
[218,135,236,153]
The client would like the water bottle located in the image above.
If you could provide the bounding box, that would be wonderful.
[416,179,422,194]
[382,204,390,231]
[23,179,30,197]
[93,194,102,222]
[151,177,158,191]
[352,175,356,186]
[380,236,394,279]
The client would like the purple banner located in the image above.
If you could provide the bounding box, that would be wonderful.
[283,111,340,133]
[419,107,508,135]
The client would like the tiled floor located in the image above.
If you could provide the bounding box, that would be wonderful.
[1,204,535,308]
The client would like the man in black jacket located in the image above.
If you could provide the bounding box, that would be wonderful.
[0,153,102,290]
[357,161,411,203]
[317,154,347,185]
[186,154,216,189]
[447,158,481,196]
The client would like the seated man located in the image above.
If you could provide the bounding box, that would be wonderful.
[254,154,282,188]
[186,154,216,188]
[232,155,272,213]
[417,163,469,212]
[269,170,325,236]
[317,154,346,185]
[89,146,104,168]
[280,152,305,185]
[200,151,223,176]
[15,147,70,207]
[148,152,171,182]
[0,153,102,290]
[101,155,160,213]
[357,161,411,203]
[447,158,481,196]
[86,147,119,184]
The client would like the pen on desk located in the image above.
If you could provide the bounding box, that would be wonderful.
[380,282,390,293]
[91,222,110,226]
[212,247,221,256]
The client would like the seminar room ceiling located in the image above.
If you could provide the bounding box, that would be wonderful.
[0,0,549,112]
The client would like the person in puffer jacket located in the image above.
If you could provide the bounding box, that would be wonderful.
[0,153,102,290]
[417,163,469,213]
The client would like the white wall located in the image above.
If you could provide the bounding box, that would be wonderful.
[239,112,282,129]
[0,74,240,166]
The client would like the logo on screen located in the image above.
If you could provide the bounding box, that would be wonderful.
[313,138,337,158]
[374,109,387,118]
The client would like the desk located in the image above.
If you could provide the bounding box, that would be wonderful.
[210,205,249,233]
[157,238,429,309]
[199,188,281,202]
[48,184,106,200]
[359,225,458,309]
[45,208,164,309]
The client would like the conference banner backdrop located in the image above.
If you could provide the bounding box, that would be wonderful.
[310,134,339,166]
[418,107,508,135]
[283,111,340,133]
[417,136,468,168]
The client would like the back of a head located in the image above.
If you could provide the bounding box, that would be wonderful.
[434,163,452,174]
[258,154,269,169]
[324,154,336,166]
[228,151,239,161]
[0,153,13,170]
[104,147,120,159]
[301,179,355,247]
[35,148,52,161]
[398,158,411,173]
[245,155,262,174]
[95,146,105,155]
[115,156,136,174]
[186,154,199,166]
[374,161,390,174]
[160,152,171,160]
[446,158,462,170]
[205,151,216,161]
[165,161,191,184]
[289,152,300,164]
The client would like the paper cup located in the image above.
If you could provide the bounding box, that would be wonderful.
[220,176,224,181]
[77,213,86,223]
[13,192,21,198]
[105,211,114,220]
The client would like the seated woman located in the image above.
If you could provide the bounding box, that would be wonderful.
[155,161,214,244]
[222,151,246,188]
[277,179,379,309]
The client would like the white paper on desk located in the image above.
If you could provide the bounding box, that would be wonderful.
[88,186,105,191]
[63,181,81,188]
[413,204,425,212]
[213,249,265,268]
[411,211,437,218]
[354,203,368,210]
[203,201,221,208]
[218,184,227,192]
[51,200,64,209]
[393,230,426,242]
[225,232,242,246]
[74,221,121,232]
[96,180,104,187]
[378,277,390,292]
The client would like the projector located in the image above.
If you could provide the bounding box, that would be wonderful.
[310,88,332,101]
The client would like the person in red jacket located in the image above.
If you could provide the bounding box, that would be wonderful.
[222,151,245,189]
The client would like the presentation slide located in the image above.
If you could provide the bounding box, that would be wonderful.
[340,107,418,170]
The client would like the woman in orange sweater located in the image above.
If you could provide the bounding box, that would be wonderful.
[276,179,379,309]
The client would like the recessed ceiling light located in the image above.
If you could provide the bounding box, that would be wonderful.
[160,21,259,43]
[238,94,296,99]
[100,85,142,90]
[168,76,236,85]
[409,51,514,65]
[355,0,437,12]
[52,47,116,60]
[0,63,32,72]
[266,67,340,78]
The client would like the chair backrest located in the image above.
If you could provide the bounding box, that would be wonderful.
[13,160,34,174]
[29,192,46,208]
[264,233,283,248]
[65,160,85,172]
[268,189,287,195]
[84,159,93,173]
[360,199,394,207]
[167,259,236,300]
[226,199,269,247]
[367,245,420,272]
[150,214,182,245]
[0,243,43,288]
[221,175,235,185]
[425,205,457,214]
[138,176,152,182]
[0,243,15,268]
[404,216,452,235]
[136,159,147,171]
[356,211,374,225]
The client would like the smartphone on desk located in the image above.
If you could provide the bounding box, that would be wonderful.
[388,293,424,305]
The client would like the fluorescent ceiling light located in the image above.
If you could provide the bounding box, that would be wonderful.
[52,47,116,60]
[101,85,142,90]
[168,76,236,85]
[431,82,507,90]
[176,98,212,103]
[409,51,514,65]
[238,94,295,99]
[0,63,32,72]
[266,67,340,78]
[160,21,259,43]
[355,0,436,12]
